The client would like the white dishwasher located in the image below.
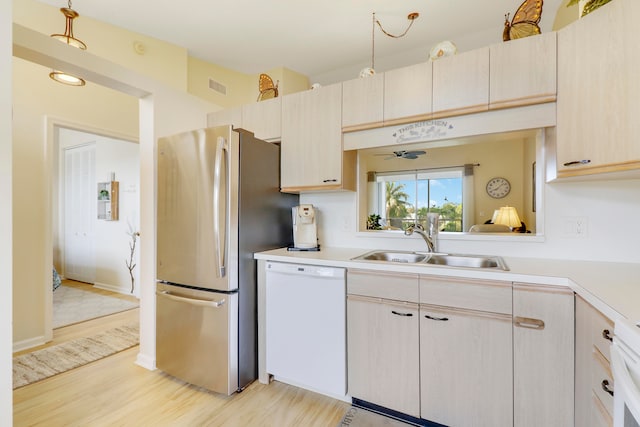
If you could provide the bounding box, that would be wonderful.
[265,261,346,398]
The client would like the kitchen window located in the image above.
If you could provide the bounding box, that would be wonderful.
[369,167,470,232]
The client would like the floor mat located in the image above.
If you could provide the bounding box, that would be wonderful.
[53,284,138,328]
[13,322,139,389]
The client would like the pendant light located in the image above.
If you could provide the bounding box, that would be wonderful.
[360,11,419,78]
[49,0,87,86]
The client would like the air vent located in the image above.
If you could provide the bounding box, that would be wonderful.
[208,78,227,95]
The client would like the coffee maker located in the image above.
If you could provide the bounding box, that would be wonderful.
[292,204,318,249]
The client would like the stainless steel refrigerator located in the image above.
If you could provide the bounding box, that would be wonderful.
[155,126,297,395]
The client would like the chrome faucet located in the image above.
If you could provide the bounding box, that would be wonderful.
[405,213,440,252]
[405,223,436,252]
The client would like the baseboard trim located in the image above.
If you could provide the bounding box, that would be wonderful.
[93,281,133,296]
[13,335,47,353]
[351,398,445,427]
[135,352,156,371]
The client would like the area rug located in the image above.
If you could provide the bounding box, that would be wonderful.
[13,323,139,389]
[53,285,139,328]
[338,406,413,426]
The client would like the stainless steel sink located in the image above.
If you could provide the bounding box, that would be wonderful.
[355,250,428,263]
[424,254,508,270]
[352,250,508,270]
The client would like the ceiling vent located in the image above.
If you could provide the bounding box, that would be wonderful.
[208,78,227,95]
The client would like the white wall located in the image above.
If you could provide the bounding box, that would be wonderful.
[57,128,140,295]
[300,177,640,264]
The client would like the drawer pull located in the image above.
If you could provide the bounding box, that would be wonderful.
[514,316,545,330]
[391,310,413,317]
[602,329,613,342]
[424,314,449,321]
[322,179,338,183]
[601,379,614,397]
[563,159,591,167]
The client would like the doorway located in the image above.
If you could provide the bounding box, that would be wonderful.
[55,125,140,296]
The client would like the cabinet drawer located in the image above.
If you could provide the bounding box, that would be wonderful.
[347,269,419,302]
[591,347,613,417]
[419,276,511,314]
[592,309,614,363]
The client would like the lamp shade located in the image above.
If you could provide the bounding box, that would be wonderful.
[493,206,521,229]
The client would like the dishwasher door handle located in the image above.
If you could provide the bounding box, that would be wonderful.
[156,290,226,308]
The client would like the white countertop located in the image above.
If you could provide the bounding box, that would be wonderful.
[255,247,640,322]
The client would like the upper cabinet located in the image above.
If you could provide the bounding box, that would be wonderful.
[489,32,557,110]
[241,97,281,142]
[556,0,640,177]
[432,47,489,118]
[342,73,384,132]
[281,83,356,192]
[207,106,242,128]
[384,61,433,126]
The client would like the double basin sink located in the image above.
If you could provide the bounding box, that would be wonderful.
[352,250,509,271]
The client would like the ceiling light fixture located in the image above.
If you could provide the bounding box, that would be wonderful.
[360,11,420,78]
[49,0,87,86]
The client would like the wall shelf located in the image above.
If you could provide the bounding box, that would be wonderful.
[97,181,119,221]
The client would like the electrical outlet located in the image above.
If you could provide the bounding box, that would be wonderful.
[562,216,588,238]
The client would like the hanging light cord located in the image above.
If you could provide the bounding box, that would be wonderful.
[376,12,419,38]
[371,12,376,70]
[370,12,419,69]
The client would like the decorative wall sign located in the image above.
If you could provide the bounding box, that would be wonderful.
[391,120,454,144]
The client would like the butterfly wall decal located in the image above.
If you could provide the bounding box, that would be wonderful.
[503,0,543,42]
[257,73,279,101]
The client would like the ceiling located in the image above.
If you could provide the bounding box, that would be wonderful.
[37,0,571,85]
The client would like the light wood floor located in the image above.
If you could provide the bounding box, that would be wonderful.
[13,287,349,426]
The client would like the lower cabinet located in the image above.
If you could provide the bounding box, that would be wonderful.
[575,294,615,427]
[513,283,575,427]
[347,294,420,417]
[420,305,513,426]
[346,271,576,426]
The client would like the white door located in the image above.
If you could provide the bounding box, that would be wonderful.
[63,143,96,283]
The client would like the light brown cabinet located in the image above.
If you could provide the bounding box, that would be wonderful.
[557,0,640,177]
[575,295,614,427]
[489,32,557,110]
[383,61,432,126]
[513,284,574,427]
[419,276,513,426]
[347,271,577,425]
[280,83,356,192]
[241,97,281,142]
[206,106,242,128]
[341,74,384,132]
[432,47,489,118]
[346,270,420,417]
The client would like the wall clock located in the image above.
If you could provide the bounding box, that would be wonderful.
[486,177,511,199]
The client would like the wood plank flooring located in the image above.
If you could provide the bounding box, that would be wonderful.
[13,285,349,426]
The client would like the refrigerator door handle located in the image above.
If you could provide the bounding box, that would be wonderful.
[213,135,227,278]
[156,290,226,308]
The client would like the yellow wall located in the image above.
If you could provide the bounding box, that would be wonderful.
[13,0,189,91]
[12,57,138,346]
[187,56,254,108]
[187,59,311,109]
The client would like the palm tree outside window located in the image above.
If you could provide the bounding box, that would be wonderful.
[373,168,464,232]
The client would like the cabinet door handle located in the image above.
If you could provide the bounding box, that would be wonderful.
[322,179,338,183]
[424,314,449,321]
[391,310,413,317]
[602,329,613,342]
[514,316,545,330]
[563,159,591,167]
[601,379,614,397]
